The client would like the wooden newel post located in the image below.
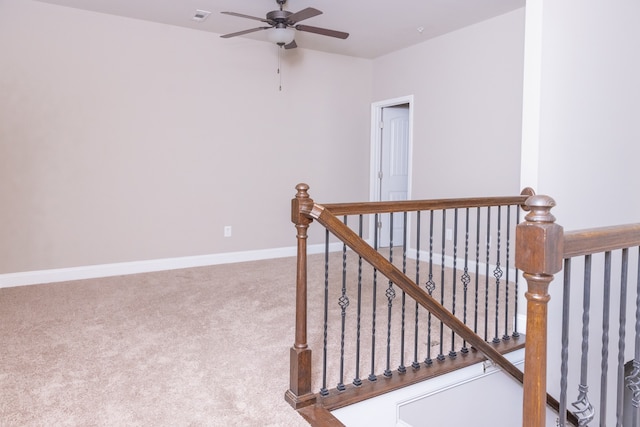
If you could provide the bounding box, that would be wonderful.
[285,183,317,409]
[516,195,563,427]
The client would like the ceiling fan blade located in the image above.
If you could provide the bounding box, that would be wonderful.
[221,11,271,24]
[220,27,270,39]
[284,40,298,50]
[287,7,322,24]
[295,25,349,39]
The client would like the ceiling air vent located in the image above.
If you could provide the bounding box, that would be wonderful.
[192,10,211,22]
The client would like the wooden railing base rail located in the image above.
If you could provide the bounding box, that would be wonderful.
[317,337,525,411]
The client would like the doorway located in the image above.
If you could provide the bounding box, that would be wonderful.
[370,96,414,247]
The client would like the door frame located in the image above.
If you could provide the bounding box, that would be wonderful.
[369,95,414,203]
[369,95,414,246]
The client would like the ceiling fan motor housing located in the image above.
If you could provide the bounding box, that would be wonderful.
[266,10,293,25]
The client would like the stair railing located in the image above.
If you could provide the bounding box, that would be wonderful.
[286,183,533,412]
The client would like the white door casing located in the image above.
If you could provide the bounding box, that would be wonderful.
[370,96,414,248]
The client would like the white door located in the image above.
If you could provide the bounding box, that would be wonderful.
[378,105,410,247]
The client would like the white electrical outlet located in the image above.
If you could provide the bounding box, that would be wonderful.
[224,226,232,237]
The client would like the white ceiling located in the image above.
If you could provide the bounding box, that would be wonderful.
[35,0,525,59]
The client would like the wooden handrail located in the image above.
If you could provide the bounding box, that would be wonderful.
[321,194,531,216]
[563,223,640,258]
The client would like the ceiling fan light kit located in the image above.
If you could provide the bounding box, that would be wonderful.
[267,27,296,46]
[220,0,348,49]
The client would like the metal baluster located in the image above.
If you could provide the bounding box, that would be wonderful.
[337,216,350,392]
[438,209,446,361]
[559,258,572,427]
[484,207,491,342]
[368,214,379,382]
[474,207,481,335]
[399,212,408,374]
[461,207,471,354]
[503,205,512,341]
[616,249,629,427]
[384,213,396,378]
[513,206,521,338]
[353,215,364,387]
[600,251,613,426]
[320,229,330,396]
[425,211,435,366]
[624,247,640,426]
[450,208,458,358]
[571,255,594,426]
[412,212,422,369]
[493,206,503,344]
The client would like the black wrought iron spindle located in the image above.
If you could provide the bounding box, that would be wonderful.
[384,213,396,378]
[503,206,512,341]
[571,255,594,425]
[399,212,408,374]
[438,209,446,361]
[559,258,572,427]
[615,249,629,426]
[625,248,640,426]
[513,206,522,338]
[353,215,364,387]
[337,216,350,392]
[449,208,458,358]
[425,211,435,366]
[320,229,330,396]
[461,208,471,354]
[369,214,379,382]
[600,251,613,426]
[412,212,422,369]
[493,206,503,344]
[474,207,481,335]
[484,207,491,342]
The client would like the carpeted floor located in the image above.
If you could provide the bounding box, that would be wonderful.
[0,252,514,426]
[0,257,310,426]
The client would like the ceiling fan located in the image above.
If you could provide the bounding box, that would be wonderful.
[220,0,349,49]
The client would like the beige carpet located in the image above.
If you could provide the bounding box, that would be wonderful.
[0,257,310,426]
[0,252,513,426]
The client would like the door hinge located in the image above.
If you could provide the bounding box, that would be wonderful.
[379,120,384,129]
[378,171,383,180]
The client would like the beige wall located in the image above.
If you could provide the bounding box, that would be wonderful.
[0,0,372,273]
[373,9,525,200]
[523,0,640,229]
[0,2,527,275]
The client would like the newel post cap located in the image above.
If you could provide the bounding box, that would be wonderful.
[516,195,564,275]
[291,183,314,225]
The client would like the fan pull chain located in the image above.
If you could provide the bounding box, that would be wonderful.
[277,45,283,91]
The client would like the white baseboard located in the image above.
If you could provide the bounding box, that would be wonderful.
[517,313,527,332]
[0,242,344,289]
